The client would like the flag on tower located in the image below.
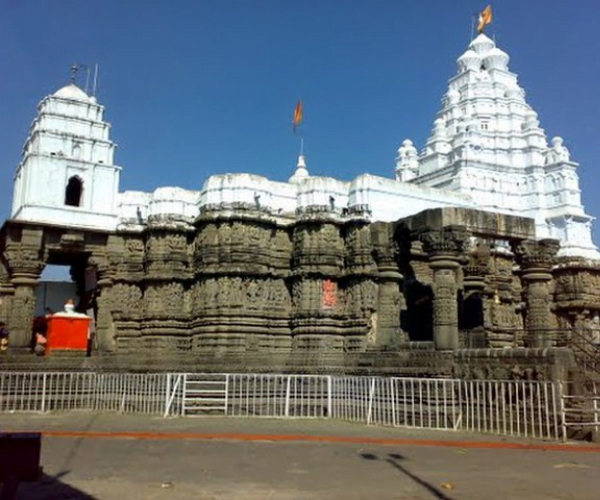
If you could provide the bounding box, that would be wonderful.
[477,5,493,33]
[293,100,303,131]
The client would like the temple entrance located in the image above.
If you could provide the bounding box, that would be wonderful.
[34,252,98,354]
[36,265,77,316]
[402,281,434,342]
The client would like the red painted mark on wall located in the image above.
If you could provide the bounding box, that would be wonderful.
[322,280,337,308]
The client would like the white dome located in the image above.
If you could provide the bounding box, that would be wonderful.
[468,33,495,56]
[484,47,510,70]
[53,84,91,102]
[457,49,482,72]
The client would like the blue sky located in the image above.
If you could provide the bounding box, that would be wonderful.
[1,0,600,244]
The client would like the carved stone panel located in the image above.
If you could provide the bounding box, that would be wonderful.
[145,282,184,317]
[112,283,143,317]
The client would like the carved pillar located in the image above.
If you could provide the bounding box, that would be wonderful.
[3,228,45,348]
[420,226,468,350]
[513,239,560,348]
[462,265,487,346]
[89,253,116,352]
[0,258,14,325]
[371,222,406,347]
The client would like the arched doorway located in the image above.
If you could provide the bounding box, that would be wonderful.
[65,176,83,207]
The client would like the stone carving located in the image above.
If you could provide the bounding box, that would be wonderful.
[513,238,560,270]
[432,273,458,327]
[419,226,469,257]
[112,283,143,315]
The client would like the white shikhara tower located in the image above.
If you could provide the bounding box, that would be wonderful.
[11,81,121,230]
[397,33,599,259]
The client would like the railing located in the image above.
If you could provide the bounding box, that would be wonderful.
[0,372,167,415]
[0,372,563,440]
[226,374,330,418]
[331,377,561,439]
[560,380,600,439]
[567,328,600,380]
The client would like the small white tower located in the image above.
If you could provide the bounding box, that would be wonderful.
[289,154,309,183]
[11,71,121,231]
[395,139,419,181]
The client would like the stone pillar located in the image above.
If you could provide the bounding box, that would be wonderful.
[513,239,560,348]
[89,255,116,352]
[420,226,468,350]
[3,228,45,348]
[462,265,487,347]
[10,280,38,348]
[0,259,14,325]
[371,222,406,347]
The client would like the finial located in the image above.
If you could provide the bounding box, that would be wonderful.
[70,64,79,84]
[297,154,306,169]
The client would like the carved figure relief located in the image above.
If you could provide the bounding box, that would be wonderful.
[366,311,377,345]
[322,279,337,309]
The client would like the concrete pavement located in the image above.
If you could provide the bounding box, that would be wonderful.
[0,412,598,499]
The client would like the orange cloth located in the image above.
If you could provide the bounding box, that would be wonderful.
[478,5,493,33]
[292,100,303,130]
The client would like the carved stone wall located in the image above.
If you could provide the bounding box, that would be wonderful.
[0,206,599,377]
[191,216,292,352]
[291,218,346,351]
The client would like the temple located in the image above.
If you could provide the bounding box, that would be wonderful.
[1,32,599,379]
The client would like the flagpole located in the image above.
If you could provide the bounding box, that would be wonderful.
[300,137,304,156]
[491,0,496,43]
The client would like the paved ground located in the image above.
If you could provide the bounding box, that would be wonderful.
[1,412,599,499]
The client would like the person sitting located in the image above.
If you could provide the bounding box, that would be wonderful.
[0,322,9,353]
[34,331,47,356]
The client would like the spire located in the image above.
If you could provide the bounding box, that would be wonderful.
[289,154,309,183]
[402,27,600,259]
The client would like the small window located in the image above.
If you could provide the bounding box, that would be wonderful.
[481,121,490,131]
[65,176,83,207]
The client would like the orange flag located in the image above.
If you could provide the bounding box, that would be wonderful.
[293,100,303,131]
[477,5,492,33]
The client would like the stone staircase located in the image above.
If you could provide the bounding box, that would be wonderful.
[182,374,228,416]
[563,329,600,440]
[568,328,600,382]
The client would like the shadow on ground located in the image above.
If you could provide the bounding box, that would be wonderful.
[360,451,455,500]
[5,473,97,500]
